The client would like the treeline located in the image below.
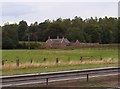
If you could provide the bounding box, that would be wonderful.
[1,16,120,49]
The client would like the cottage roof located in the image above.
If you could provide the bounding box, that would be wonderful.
[51,39,62,44]
[46,37,70,45]
[50,38,70,44]
[63,38,70,44]
[75,40,80,43]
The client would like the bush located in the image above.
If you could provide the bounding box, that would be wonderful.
[2,37,18,49]
[29,42,41,49]
[17,42,41,49]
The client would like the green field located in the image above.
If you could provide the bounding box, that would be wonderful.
[2,47,118,63]
[2,46,118,75]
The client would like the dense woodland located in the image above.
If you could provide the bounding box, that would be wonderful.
[1,16,120,49]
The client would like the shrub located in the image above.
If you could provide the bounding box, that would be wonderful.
[17,42,41,49]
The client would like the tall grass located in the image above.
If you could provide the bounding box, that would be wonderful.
[2,58,117,70]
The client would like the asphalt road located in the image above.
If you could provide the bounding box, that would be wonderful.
[2,70,119,87]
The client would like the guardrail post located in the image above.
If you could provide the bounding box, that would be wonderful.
[46,78,48,85]
[87,74,89,82]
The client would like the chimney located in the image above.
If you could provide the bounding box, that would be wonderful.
[48,36,50,39]
[57,36,59,39]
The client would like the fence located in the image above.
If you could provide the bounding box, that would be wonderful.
[2,56,104,66]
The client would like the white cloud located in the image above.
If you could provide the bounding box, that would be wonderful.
[0,2,118,26]
[1,3,35,17]
[0,0,119,2]
[0,3,2,24]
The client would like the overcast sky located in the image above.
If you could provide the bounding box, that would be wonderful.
[0,1,118,26]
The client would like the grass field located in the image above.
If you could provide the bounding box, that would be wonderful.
[2,45,118,75]
[2,47,118,63]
